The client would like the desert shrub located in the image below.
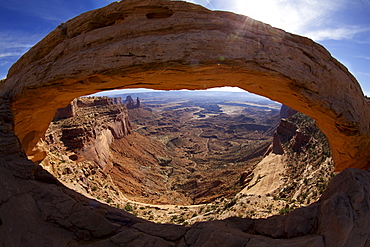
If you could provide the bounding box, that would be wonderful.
[124,203,133,211]
[279,205,293,215]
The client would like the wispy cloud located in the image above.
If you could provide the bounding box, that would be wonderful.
[228,0,347,33]
[302,26,370,41]
[0,31,44,78]
[355,55,370,60]
[357,72,370,78]
[0,0,76,22]
[0,32,40,57]
[190,0,370,42]
[0,52,26,58]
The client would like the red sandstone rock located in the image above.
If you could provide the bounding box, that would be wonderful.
[124,95,141,109]
[0,0,368,171]
[48,96,132,171]
[52,101,76,121]
[292,131,311,152]
[280,105,298,119]
[0,76,369,247]
[272,131,284,155]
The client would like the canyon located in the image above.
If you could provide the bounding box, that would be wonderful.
[0,0,369,246]
[3,0,369,172]
[42,92,277,200]
[40,92,336,227]
[42,93,280,204]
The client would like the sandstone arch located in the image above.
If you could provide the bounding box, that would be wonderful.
[1,0,369,171]
[1,1,370,246]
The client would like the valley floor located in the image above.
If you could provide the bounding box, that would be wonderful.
[40,96,335,226]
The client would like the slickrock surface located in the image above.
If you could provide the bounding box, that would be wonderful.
[1,0,368,171]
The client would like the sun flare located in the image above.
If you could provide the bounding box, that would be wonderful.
[223,0,346,38]
[232,0,305,33]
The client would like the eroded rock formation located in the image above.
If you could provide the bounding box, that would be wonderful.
[0,0,368,171]
[43,96,193,205]
[0,0,369,246]
[124,95,141,109]
[46,97,132,171]
[52,101,76,122]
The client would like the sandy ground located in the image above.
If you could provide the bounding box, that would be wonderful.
[240,153,285,196]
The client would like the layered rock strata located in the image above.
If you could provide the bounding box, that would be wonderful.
[43,96,193,205]
[0,0,368,171]
[124,95,141,109]
[43,96,132,171]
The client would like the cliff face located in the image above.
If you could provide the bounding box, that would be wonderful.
[0,93,369,247]
[242,106,334,206]
[45,96,132,172]
[42,95,276,206]
[42,96,192,205]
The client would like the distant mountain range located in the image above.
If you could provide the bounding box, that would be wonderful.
[90,88,281,105]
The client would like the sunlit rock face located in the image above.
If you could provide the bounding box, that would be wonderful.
[49,97,132,170]
[0,0,370,246]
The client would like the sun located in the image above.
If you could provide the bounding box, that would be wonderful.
[184,0,338,36]
[231,0,302,33]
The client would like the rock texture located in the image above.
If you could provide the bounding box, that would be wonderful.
[271,132,285,155]
[243,110,335,207]
[46,97,132,171]
[52,101,76,121]
[0,0,368,171]
[280,105,298,119]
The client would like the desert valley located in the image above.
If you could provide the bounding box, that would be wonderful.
[39,90,335,225]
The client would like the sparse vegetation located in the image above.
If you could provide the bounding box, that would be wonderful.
[124,203,133,212]
[279,205,294,215]
[272,112,335,204]
[41,95,336,226]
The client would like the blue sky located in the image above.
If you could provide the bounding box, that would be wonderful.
[1,0,369,95]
